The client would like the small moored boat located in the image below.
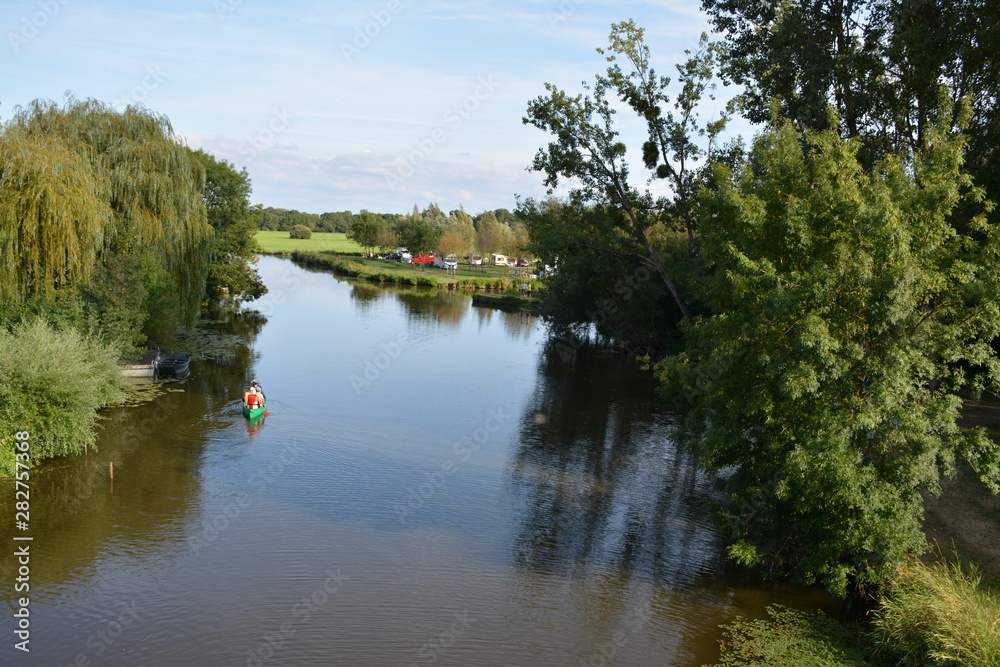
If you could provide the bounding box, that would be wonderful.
[158,353,191,377]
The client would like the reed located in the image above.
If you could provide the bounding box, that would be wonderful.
[870,555,1000,666]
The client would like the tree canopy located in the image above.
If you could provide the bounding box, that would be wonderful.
[656,114,1000,595]
[188,148,266,302]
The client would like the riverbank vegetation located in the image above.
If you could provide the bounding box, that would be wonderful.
[289,250,544,293]
[0,97,265,474]
[712,554,1000,666]
[0,318,124,475]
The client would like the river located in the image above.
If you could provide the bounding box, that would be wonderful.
[1,255,837,666]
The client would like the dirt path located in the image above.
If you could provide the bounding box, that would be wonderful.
[923,401,1000,580]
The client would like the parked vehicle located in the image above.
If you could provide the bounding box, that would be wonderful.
[412,253,435,265]
[466,254,483,265]
[517,258,531,267]
[490,253,508,266]
[434,254,458,270]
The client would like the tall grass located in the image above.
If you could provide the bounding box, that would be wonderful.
[870,556,1000,666]
[0,317,124,475]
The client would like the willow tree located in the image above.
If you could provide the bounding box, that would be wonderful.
[2,98,213,337]
[657,113,1000,596]
[0,127,108,304]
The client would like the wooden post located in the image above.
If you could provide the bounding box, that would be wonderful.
[109,462,114,479]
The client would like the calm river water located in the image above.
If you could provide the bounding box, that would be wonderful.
[2,255,837,666]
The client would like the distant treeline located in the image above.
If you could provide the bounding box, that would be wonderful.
[262,203,531,259]
[259,205,521,234]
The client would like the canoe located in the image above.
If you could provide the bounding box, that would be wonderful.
[243,392,266,419]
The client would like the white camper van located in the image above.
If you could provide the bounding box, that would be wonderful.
[434,254,458,270]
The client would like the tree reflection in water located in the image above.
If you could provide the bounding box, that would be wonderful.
[506,348,722,587]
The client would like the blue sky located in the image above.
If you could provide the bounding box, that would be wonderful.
[2,0,728,215]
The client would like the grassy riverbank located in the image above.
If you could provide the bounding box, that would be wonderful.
[289,250,545,293]
[256,230,365,254]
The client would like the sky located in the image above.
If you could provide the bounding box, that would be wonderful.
[1,0,730,215]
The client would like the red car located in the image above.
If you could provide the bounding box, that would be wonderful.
[411,253,435,265]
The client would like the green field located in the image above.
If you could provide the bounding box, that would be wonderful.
[256,231,365,254]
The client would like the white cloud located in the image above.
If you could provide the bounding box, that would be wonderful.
[1,0,738,215]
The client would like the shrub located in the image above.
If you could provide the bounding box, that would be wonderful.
[708,605,874,667]
[0,318,124,475]
[870,557,1000,666]
[289,224,312,240]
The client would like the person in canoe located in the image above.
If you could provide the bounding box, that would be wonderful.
[244,387,263,410]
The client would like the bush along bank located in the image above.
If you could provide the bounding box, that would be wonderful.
[0,318,125,476]
[471,292,540,313]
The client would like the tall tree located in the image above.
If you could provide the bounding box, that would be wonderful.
[656,114,1000,596]
[476,211,505,257]
[188,148,266,302]
[703,0,999,206]
[524,22,727,321]
[348,211,380,253]
[0,128,107,303]
[1,97,213,341]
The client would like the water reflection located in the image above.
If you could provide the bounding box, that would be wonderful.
[396,289,468,328]
[507,350,721,586]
